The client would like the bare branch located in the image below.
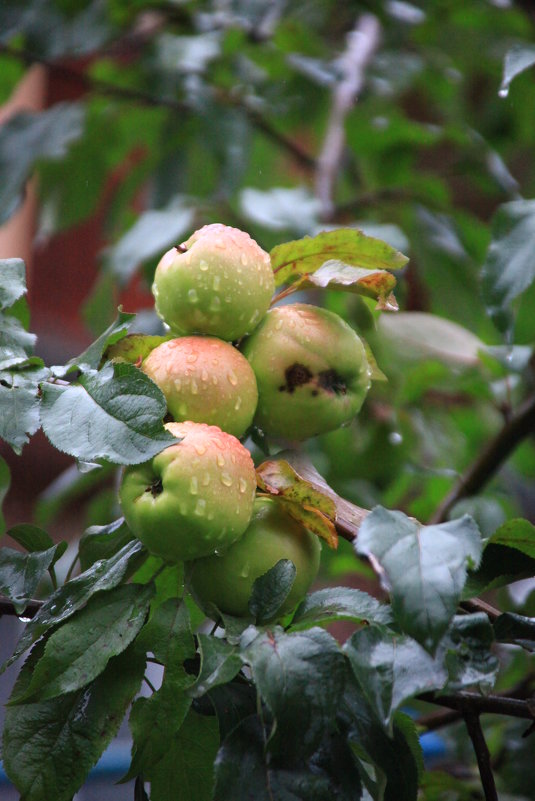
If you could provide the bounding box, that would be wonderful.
[431,390,535,524]
[463,708,498,801]
[315,14,381,221]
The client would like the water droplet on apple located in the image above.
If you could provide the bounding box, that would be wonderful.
[194,498,206,516]
[202,472,211,486]
[217,453,225,467]
[189,476,199,494]
[191,379,199,395]
[238,478,248,494]
[249,309,260,326]
[194,443,207,456]
[210,296,221,311]
[234,396,242,411]
[188,288,198,303]
[220,472,233,487]
[213,275,221,290]
[241,253,248,266]
[227,371,238,386]
[186,352,198,364]
[174,378,182,391]
[199,259,209,271]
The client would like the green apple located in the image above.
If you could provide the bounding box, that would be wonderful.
[241,303,371,440]
[152,223,275,341]
[142,336,258,438]
[186,496,321,618]
[119,421,257,562]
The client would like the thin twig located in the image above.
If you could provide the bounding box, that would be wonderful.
[0,43,315,171]
[315,14,381,220]
[431,391,535,524]
[462,707,498,801]
[460,598,500,622]
[419,691,535,722]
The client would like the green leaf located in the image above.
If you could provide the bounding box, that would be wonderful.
[344,627,447,727]
[441,614,498,691]
[0,454,10,536]
[207,682,257,741]
[0,366,47,453]
[494,612,535,652]
[105,198,194,285]
[0,258,27,310]
[0,103,85,224]
[11,583,154,703]
[79,517,134,571]
[297,261,399,309]
[356,508,482,652]
[481,200,535,331]
[248,559,296,623]
[500,43,535,96]
[135,597,195,669]
[341,673,420,801]
[189,634,242,698]
[243,626,346,760]
[3,539,146,671]
[7,523,55,553]
[213,715,272,801]
[290,587,393,631]
[270,228,408,288]
[148,710,219,801]
[2,641,145,801]
[464,542,535,596]
[104,333,173,365]
[0,545,62,614]
[40,362,176,465]
[240,186,321,234]
[378,312,485,367]
[488,517,535,558]
[52,310,136,376]
[0,312,38,370]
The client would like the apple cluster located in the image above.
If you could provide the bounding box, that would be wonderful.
[119,223,372,617]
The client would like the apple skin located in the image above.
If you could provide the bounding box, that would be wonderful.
[142,336,258,438]
[152,224,275,341]
[119,421,256,562]
[240,303,371,440]
[186,496,321,618]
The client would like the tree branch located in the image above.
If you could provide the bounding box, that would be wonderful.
[431,391,535,524]
[0,43,315,171]
[419,690,535,723]
[315,14,381,220]
[463,707,498,801]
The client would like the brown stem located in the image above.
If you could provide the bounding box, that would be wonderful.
[419,690,535,722]
[431,391,535,524]
[463,708,498,801]
[0,43,315,171]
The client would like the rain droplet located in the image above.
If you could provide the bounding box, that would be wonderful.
[275,319,283,330]
[227,371,238,386]
[217,454,225,467]
[194,498,207,516]
[202,472,211,486]
[213,275,221,291]
[191,379,199,395]
[190,476,199,494]
[210,296,221,311]
[249,309,260,326]
[240,253,248,266]
[389,431,403,446]
[201,368,209,382]
[234,396,242,411]
[498,86,509,99]
[194,443,207,456]
[188,288,198,303]
[238,478,248,494]
[173,378,182,391]
[220,472,233,487]
[239,563,250,577]
[186,352,197,364]
[199,259,209,271]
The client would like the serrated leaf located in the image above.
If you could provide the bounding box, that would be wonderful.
[0,258,27,310]
[189,633,242,698]
[52,310,136,376]
[248,559,297,623]
[488,517,535,558]
[105,198,194,284]
[79,517,134,571]
[0,545,62,615]
[3,539,146,671]
[481,199,535,331]
[256,451,369,547]
[344,627,447,727]
[0,103,85,224]
[290,587,393,631]
[0,454,10,536]
[11,583,154,703]
[2,642,145,801]
[500,43,535,96]
[0,366,47,453]
[243,626,346,760]
[40,361,176,464]
[271,228,407,289]
[356,508,482,652]
[281,261,399,308]
[149,709,219,801]
[104,333,173,365]
[378,312,485,367]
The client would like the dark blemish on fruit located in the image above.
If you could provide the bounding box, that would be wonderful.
[146,478,163,497]
[311,390,319,397]
[176,244,187,253]
[279,363,313,393]
[317,369,347,395]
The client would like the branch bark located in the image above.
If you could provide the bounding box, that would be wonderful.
[431,391,535,524]
[463,708,499,801]
[315,14,381,221]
